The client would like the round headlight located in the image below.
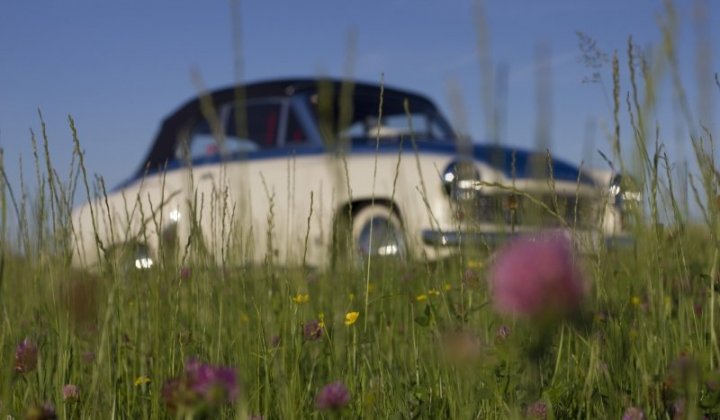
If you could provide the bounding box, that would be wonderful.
[609,174,641,208]
[442,161,480,200]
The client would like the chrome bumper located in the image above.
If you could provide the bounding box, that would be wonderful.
[421,229,635,250]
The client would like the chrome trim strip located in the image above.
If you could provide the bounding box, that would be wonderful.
[421,229,635,249]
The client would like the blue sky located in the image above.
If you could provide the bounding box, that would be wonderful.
[0,0,718,206]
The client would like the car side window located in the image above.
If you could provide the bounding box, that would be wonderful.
[187,119,219,158]
[174,118,222,161]
[285,108,309,145]
[226,101,310,148]
[226,102,281,149]
[177,99,311,161]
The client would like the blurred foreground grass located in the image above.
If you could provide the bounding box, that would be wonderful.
[0,223,718,418]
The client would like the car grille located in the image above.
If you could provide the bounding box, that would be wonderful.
[455,192,599,229]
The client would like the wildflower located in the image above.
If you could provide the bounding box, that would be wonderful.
[630,296,641,306]
[526,400,548,419]
[622,406,645,420]
[303,320,324,341]
[15,337,38,374]
[315,381,350,410]
[185,358,239,405]
[443,283,452,291]
[671,399,685,419]
[292,293,310,304]
[25,402,56,420]
[179,266,192,280]
[344,311,360,326]
[62,384,80,402]
[665,354,698,391]
[161,378,183,414]
[161,358,239,413]
[488,231,587,318]
[705,370,720,391]
[415,294,428,302]
[427,289,440,297]
[467,258,484,269]
[134,376,151,386]
[495,325,511,343]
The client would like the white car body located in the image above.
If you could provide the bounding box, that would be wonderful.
[71,79,634,270]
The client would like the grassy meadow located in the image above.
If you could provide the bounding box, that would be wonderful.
[2,5,720,420]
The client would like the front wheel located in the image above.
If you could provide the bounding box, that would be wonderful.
[103,241,154,275]
[352,204,407,262]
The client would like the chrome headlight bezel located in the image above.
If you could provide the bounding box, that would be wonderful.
[441,160,481,201]
[609,174,641,209]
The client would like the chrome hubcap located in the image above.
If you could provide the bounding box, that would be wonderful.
[356,217,406,258]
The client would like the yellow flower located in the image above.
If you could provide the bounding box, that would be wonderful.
[318,312,326,329]
[630,296,641,306]
[427,289,440,297]
[292,293,310,304]
[416,294,428,302]
[134,376,150,386]
[345,311,360,326]
[467,259,484,269]
[443,283,452,291]
[348,293,355,302]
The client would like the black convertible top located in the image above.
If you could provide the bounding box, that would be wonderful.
[139,78,435,174]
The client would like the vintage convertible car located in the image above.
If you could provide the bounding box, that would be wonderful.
[71,78,637,270]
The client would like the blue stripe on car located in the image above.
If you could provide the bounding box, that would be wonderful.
[113,141,595,191]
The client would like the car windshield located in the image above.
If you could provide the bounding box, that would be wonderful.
[308,91,455,143]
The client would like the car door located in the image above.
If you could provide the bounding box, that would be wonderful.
[178,103,256,266]
[181,97,328,266]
